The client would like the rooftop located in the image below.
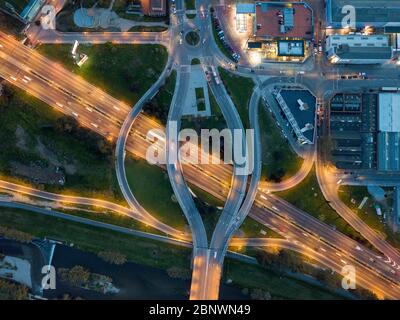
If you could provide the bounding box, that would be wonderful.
[277,89,316,144]
[236,3,256,14]
[334,45,393,60]
[255,2,313,39]
[378,132,400,171]
[277,39,305,56]
[327,0,400,26]
[379,93,400,132]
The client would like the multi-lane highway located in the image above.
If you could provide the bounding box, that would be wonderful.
[2,3,400,299]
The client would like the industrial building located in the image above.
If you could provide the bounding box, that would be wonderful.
[329,93,377,170]
[326,34,393,64]
[326,0,400,28]
[377,93,400,172]
[274,89,316,145]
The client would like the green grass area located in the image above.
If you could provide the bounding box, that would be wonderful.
[185,0,195,10]
[338,185,400,249]
[195,87,204,100]
[58,207,163,235]
[195,87,206,111]
[188,183,225,208]
[218,68,254,129]
[238,217,282,239]
[185,31,200,46]
[191,58,201,65]
[186,13,196,19]
[0,207,346,299]
[143,70,177,125]
[0,85,123,201]
[259,102,303,182]
[223,259,343,300]
[276,168,371,248]
[37,43,168,105]
[125,156,187,231]
[118,13,168,23]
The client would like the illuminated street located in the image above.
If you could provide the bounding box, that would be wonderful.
[1,0,400,310]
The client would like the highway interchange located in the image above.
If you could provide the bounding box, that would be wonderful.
[1,0,400,300]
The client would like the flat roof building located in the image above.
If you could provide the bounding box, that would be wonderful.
[326,34,392,64]
[255,2,313,39]
[379,94,400,132]
[274,89,316,144]
[236,3,256,14]
[326,0,400,28]
[277,39,305,56]
[378,93,400,172]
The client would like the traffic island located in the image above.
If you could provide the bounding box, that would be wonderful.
[185,30,200,46]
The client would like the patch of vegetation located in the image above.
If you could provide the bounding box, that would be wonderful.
[187,182,225,208]
[0,279,29,300]
[125,156,187,231]
[338,185,400,249]
[143,70,176,125]
[186,13,196,19]
[276,168,372,249]
[97,251,127,265]
[238,217,282,239]
[218,68,254,129]
[195,87,205,111]
[0,85,122,201]
[128,26,168,32]
[58,265,115,293]
[37,43,168,105]
[191,190,222,240]
[166,266,191,280]
[191,58,201,65]
[185,0,195,10]
[259,102,303,182]
[256,249,376,300]
[223,259,344,300]
[0,225,33,243]
[185,30,200,46]
[57,207,161,235]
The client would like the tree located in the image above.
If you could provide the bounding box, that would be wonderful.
[98,251,127,265]
[315,269,340,290]
[354,287,378,300]
[250,289,271,300]
[166,267,191,280]
[58,266,90,287]
[0,279,29,300]
[0,226,33,243]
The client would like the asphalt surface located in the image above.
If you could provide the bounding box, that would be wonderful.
[1,2,400,299]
